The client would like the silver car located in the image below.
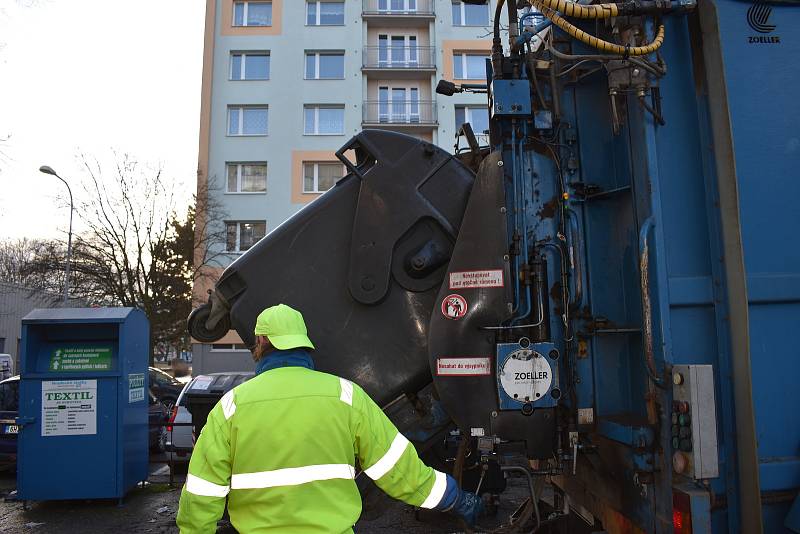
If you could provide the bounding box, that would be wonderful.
[166,372,253,460]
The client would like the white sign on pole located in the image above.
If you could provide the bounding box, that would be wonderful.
[41,380,98,437]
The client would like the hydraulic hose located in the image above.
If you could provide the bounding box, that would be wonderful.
[533,1,666,56]
[528,0,620,18]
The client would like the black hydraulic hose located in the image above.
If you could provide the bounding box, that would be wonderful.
[500,466,541,532]
[493,0,506,78]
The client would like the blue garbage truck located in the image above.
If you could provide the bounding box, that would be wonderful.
[188,0,800,531]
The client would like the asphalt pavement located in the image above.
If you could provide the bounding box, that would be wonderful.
[0,456,533,533]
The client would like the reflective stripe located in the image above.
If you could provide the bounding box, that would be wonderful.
[364,432,410,480]
[231,464,356,490]
[339,378,353,406]
[185,473,230,497]
[221,389,236,420]
[420,470,447,509]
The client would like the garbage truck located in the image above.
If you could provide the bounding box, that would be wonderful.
[188,0,800,531]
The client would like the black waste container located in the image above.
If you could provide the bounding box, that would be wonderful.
[184,373,252,438]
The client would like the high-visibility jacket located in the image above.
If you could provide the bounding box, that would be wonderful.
[176,366,448,533]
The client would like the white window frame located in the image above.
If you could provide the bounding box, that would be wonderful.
[225,221,267,253]
[377,33,419,67]
[378,0,418,13]
[227,105,269,136]
[303,105,345,135]
[453,52,489,79]
[378,83,421,123]
[226,162,268,194]
[210,343,251,352]
[229,52,270,81]
[304,51,346,80]
[306,1,345,26]
[303,162,345,193]
[233,1,273,27]
[451,0,490,26]
[456,105,490,143]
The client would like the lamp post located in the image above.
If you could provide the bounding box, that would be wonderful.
[39,165,73,304]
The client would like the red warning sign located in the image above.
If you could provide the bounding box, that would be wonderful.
[441,294,468,320]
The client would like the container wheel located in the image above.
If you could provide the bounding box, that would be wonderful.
[187,304,231,342]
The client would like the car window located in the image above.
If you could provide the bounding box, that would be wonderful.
[151,368,179,385]
[0,381,19,412]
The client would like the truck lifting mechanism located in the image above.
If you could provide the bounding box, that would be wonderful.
[190,0,800,531]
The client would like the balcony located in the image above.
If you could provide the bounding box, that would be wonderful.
[362,100,437,132]
[362,0,435,26]
[362,46,436,78]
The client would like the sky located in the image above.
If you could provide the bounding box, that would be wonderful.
[0,0,205,239]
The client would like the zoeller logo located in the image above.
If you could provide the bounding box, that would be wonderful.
[747,0,775,33]
[747,0,780,43]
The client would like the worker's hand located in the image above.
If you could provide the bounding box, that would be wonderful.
[451,490,484,527]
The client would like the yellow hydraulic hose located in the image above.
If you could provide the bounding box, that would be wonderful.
[535,0,620,18]
[533,1,666,56]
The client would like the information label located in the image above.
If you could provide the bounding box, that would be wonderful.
[50,347,112,372]
[449,270,504,289]
[42,380,97,437]
[128,373,145,403]
[436,357,492,376]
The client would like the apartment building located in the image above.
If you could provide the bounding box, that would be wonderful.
[194,0,496,372]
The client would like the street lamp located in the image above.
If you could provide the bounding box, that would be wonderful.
[39,165,74,304]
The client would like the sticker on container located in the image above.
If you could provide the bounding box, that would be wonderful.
[498,348,553,403]
[449,270,504,289]
[128,373,145,403]
[192,376,213,391]
[436,357,491,376]
[470,427,485,437]
[441,294,468,320]
[41,380,97,437]
[50,347,112,372]
[577,407,594,425]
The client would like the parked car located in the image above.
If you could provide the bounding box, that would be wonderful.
[148,390,169,453]
[149,366,184,410]
[0,375,19,469]
[166,372,253,460]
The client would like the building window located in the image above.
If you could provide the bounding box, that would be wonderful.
[303,162,344,193]
[233,1,273,26]
[378,86,420,123]
[453,53,489,79]
[451,1,490,26]
[305,52,345,79]
[210,343,251,351]
[378,34,418,67]
[378,0,418,13]
[455,105,490,140]
[228,106,268,136]
[227,163,267,193]
[306,1,345,25]
[230,52,270,80]
[226,221,266,252]
[304,105,345,135]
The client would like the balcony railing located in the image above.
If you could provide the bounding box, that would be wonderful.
[362,46,436,69]
[362,0,434,16]
[363,100,437,126]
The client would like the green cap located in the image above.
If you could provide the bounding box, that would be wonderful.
[253,304,315,350]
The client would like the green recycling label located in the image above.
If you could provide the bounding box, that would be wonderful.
[50,347,112,372]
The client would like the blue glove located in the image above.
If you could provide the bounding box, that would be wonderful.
[435,474,484,526]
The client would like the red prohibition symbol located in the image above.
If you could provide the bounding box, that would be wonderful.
[441,294,468,320]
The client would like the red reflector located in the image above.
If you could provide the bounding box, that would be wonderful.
[673,491,693,534]
[166,406,178,432]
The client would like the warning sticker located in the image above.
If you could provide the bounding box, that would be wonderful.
[441,294,468,320]
[42,380,97,437]
[436,357,492,376]
[449,270,504,289]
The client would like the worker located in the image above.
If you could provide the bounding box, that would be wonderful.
[176,303,483,533]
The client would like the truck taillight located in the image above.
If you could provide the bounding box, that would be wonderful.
[673,491,693,534]
[166,406,178,432]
